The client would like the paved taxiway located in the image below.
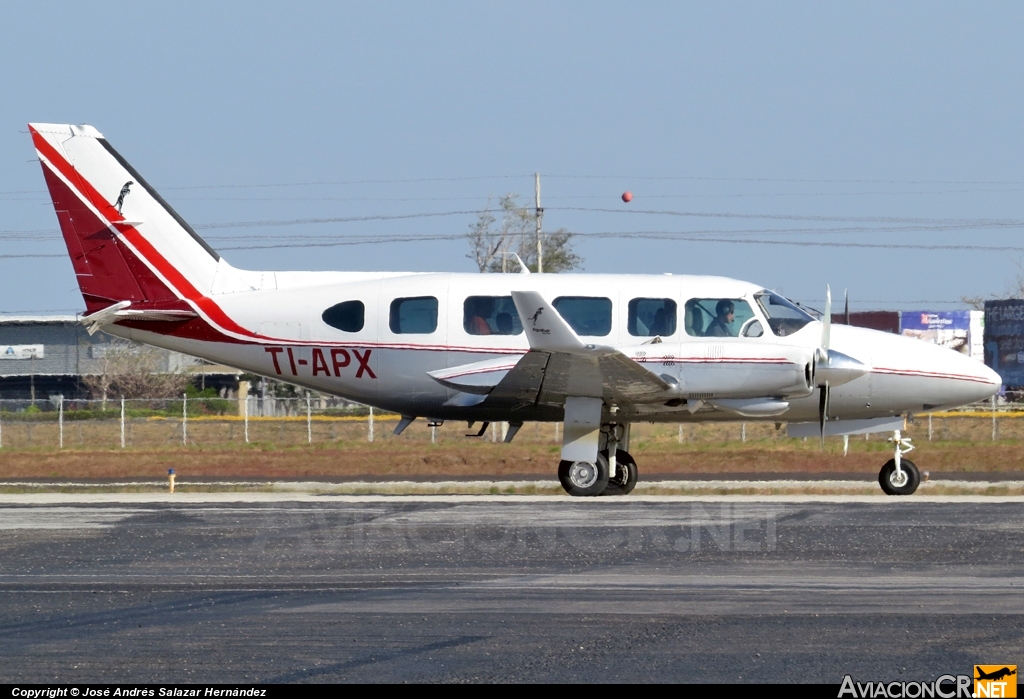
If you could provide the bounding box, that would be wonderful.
[1,495,1022,683]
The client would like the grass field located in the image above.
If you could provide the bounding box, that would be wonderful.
[1,417,1022,480]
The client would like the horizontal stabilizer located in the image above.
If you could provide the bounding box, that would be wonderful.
[81,301,198,335]
[427,355,520,395]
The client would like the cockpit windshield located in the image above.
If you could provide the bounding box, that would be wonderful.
[755,291,815,337]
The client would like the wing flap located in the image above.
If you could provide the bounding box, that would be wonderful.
[486,351,551,408]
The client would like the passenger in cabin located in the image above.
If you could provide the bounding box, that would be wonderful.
[649,308,668,336]
[467,297,494,335]
[704,300,736,337]
[495,312,514,335]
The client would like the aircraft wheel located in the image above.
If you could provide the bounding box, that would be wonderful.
[878,458,920,496]
[558,454,610,497]
[601,450,638,496]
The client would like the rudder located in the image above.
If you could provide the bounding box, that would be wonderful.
[30,123,222,314]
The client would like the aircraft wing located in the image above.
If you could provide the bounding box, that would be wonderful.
[511,291,674,404]
[428,292,673,409]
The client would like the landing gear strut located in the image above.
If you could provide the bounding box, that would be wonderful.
[879,429,920,495]
[602,449,638,495]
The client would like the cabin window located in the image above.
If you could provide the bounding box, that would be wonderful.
[553,296,612,336]
[684,298,758,338]
[464,296,523,336]
[321,300,364,332]
[628,298,677,337]
[389,296,438,334]
[755,291,814,337]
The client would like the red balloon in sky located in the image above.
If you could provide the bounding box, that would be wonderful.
[621,191,633,203]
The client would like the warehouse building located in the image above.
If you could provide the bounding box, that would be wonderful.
[0,315,239,400]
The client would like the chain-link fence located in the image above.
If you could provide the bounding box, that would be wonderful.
[0,396,1019,450]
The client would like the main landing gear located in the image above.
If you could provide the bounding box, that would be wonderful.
[558,423,639,497]
[879,429,920,495]
[558,449,639,496]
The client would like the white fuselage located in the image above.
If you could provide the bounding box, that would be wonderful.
[107,270,1001,424]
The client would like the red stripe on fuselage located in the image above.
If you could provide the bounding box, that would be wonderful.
[872,367,995,385]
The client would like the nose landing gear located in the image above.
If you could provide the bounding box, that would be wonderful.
[879,429,920,495]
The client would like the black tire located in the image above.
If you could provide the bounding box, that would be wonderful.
[878,458,921,495]
[601,449,639,496]
[558,454,610,496]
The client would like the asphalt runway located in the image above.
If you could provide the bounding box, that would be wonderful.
[1,496,1022,683]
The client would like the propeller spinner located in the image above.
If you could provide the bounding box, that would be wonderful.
[812,286,868,443]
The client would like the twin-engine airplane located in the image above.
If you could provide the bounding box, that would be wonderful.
[28,123,1002,496]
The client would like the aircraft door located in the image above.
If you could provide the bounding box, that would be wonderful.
[376,276,450,413]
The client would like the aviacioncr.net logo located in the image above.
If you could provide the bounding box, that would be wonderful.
[974,666,1017,698]
[839,674,973,698]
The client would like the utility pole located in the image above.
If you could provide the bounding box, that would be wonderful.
[535,172,544,273]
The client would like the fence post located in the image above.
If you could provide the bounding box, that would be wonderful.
[120,397,126,448]
[928,413,933,442]
[368,406,374,443]
[244,395,249,444]
[0,401,3,448]
[182,393,188,447]
[992,395,998,441]
[306,395,312,444]
[58,395,64,449]
[678,424,683,444]
[741,422,746,443]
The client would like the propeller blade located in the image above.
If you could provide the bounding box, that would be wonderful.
[818,383,830,445]
[821,285,832,353]
[844,288,850,325]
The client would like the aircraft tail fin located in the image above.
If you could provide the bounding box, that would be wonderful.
[29,123,223,314]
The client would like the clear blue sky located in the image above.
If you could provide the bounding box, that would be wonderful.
[2,1,1023,314]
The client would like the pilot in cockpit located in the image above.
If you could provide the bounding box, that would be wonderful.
[704,300,736,337]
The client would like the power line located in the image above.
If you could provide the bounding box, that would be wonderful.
[545,174,1024,185]
[5,235,1024,255]
[160,175,533,190]
[192,210,486,230]
[552,206,1024,227]
[215,232,1024,253]
[8,220,1018,243]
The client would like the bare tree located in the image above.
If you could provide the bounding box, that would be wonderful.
[81,340,191,407]
[467,194,581,273]
[962,259,1024,310]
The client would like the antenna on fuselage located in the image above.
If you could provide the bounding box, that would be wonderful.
[498,251,530,274]
[535,172,544,273]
